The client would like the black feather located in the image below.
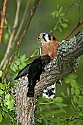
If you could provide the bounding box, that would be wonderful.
[14,55,51,97]
[27,79,35,97]
[27,56,44,97]
[14,63,31,80]
[27,55,51,97]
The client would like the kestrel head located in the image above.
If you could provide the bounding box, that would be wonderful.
[38,32,56,44]
[38,33,52,44]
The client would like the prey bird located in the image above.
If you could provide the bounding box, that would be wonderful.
[38,32,61,98]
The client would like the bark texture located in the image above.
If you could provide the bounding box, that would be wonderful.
[16,30,83,125]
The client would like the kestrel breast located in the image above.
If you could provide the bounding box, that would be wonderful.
[40,41,60,59]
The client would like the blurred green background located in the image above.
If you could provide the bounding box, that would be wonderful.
[0,0,83,124]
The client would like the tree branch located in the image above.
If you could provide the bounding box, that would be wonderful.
[14,0,30,43]
[0,0,7,43]
[16,30,83,125]
[0,0,21,69]
[2,0,40,83]
[64,20,83,40]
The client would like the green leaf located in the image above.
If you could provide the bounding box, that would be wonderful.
[58,27,62,32]
[51,11,56,18]
[71,98,75,107]
[0,113,2,122]
[14,63,18,69]
[19,63,26,70]
[0,83,6,90]
[73,96,78,104]
[64,78,71,83]
[5,94,14,109]
[0,90,4,95]
[75,3,79,6]
[60,13,65,17]
[59,7,62,15]
[61,23,68,28]
[67,87,70,95]
[68,73,77,79]
[63,17,69,22]
[55,97,63,103]
[79,113,83,116]
[75,88,80,95]
[53,26,57,31]
[8,100,14,109]
[0,70,2,77]
[78,96,83,105]
[10,63,18,72]
[37,119,42,123]
[70,80,76,87]
[15,60,20,65]
[61,92,65,96]
[51,10,59,18]
[82,91,83,95]
[20,54,26,62]
[56,11,59,17]
[56,103,67,107]
[5,93,10,100]
[11,67,16,72]
[71,87,74,95]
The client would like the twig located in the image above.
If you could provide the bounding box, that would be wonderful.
[64,20,83,40]
[0,0,21,69]
[14,0,30,43]
[13,0,21,28]
[2,0,40,83]
[0,0,7,43]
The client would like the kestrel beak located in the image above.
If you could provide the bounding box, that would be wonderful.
[37,37,40,39]
[37,35,43,40]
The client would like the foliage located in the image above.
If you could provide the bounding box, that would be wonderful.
[51,5,68,33]
[10,48,39,77]
[0,48,39,124]
[0,81,15,123]
[35,73,83,125]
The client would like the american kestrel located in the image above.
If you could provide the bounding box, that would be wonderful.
[38,32,60,98]
[38,32,60,59]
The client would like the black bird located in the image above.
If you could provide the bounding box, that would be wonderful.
[14,55,51,97]
[14,63,31,80]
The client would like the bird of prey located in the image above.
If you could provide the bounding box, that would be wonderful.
[38,32,60,59]
[38,32,60,98]
[14,55,51,97]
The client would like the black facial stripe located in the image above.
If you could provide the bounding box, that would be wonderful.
[42,33,46,37]
[43,34,47,42]
[43,37,47,42]
[48,34,51,40]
